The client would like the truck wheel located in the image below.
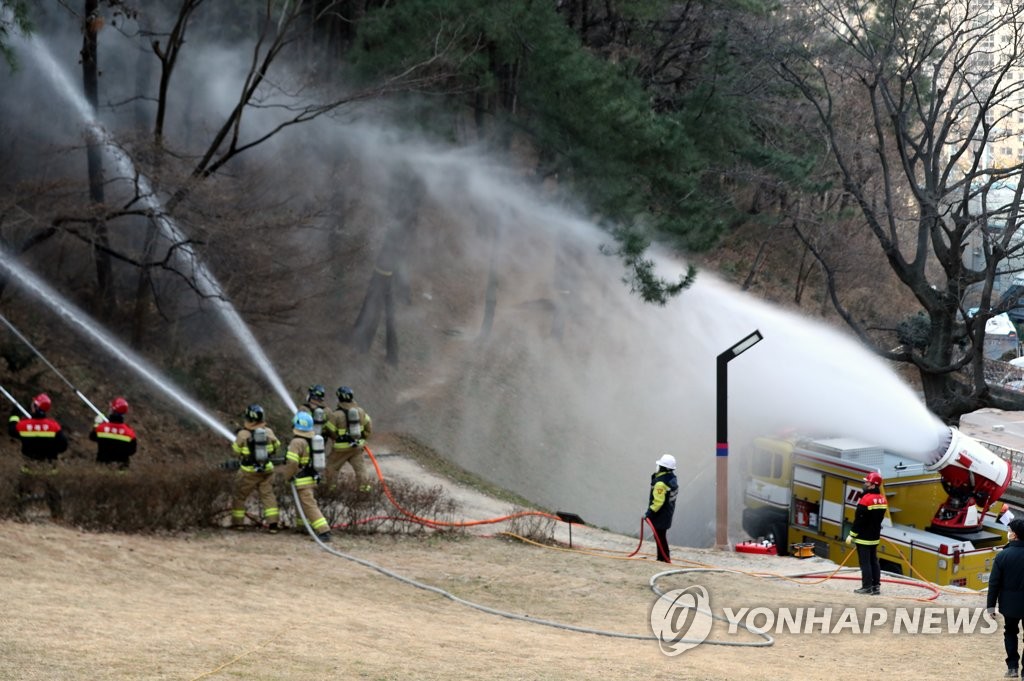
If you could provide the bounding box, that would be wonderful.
[772,521,789,556]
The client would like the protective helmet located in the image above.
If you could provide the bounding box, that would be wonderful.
[293,410,314,435]
[244,404,265,423]
[864,471,883,487]
[656,454,677,470]
[336,386,354,403]
[307,384,326,402]
[31,393,52,413]
[110,397,129,415]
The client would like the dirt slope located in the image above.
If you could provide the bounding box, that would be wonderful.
[0,443,1003,681]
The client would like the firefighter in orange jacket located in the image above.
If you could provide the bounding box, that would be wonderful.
[89,397,137,469]
[7,393,68,518]
[846,471,888,595]
[230,404,282,532]
[324,385,373,493]
[277,411,332,542]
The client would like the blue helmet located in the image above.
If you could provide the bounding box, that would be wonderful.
[293,411,315,435]
[336,386,354,403]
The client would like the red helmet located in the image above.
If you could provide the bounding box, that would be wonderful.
[864,471,883,486]
[110,397,129,415]
[31,393,52,413]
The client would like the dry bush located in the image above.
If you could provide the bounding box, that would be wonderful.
[502,509,556,545]
[44,460,234,532]
[297,477,461,535]
[0,455,461,537]
[0,456,21,518]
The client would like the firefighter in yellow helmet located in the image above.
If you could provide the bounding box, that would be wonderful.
[278,410,331,541]
[229,404,282,532]
[324,385,373,493]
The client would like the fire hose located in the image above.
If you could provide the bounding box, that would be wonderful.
[0,312,106,421]
[0,383,30,417]
[288,456,774,643]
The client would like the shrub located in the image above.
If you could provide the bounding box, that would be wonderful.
[503,509,556,545]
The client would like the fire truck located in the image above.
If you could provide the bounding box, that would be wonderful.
[741,427,1012,589]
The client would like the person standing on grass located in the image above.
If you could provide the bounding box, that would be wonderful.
[645,454,678,563]
[89,397,137,469]
[845,471,887,596]
[278,411,332,542]
[229,404,282,533]
[988,518,1024,677]
[7,393,68,519]
[324,385,373,493]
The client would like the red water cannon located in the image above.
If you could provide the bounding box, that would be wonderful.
[926,427,1012,532]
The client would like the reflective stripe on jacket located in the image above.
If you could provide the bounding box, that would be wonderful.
[849,491,888,545]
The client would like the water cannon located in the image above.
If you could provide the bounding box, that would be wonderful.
[925,427,1012,532]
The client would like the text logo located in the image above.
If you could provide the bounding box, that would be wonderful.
[649,586,714,656]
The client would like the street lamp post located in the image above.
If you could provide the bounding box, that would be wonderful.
[716,330,764,550]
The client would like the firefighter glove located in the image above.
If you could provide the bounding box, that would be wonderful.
[845,534,853,545]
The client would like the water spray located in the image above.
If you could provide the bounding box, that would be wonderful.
[0,254,235,442]
[15,30,297,415]
[0,383,30,417]
[0,312,107,420]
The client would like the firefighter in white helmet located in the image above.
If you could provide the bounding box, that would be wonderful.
[278,410,331,542]
[229,404,282,532]
[324,385,373,493]
[645,454,679,563]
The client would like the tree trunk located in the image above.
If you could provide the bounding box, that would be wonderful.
[82,0,113,308]
[350,179,422,360]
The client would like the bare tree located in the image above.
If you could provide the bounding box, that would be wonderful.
[771,0,1024,420]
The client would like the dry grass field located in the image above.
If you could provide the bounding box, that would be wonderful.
[0,450,1008,681]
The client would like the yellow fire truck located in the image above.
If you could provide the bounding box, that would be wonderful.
[742,427,1012,589]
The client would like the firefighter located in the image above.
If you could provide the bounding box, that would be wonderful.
[298,384,328,436]
[987,518,1024,677]
[278,410,332,542]
[7,393,68,518]
[645,454,679,563]
[846,470,888,595]
[89,397,137,469]
[324,385,373,493]
[229,404,283,532]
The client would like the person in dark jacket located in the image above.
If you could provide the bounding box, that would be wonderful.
[7,393,68,464]
[846,470,888,595]
[89,397,138,469]
[988,518,1024,677]
[7,393,68,519]
[645,454,679,563]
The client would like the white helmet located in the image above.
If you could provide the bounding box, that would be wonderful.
[656,454,677,470]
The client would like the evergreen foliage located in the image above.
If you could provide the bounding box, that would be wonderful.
[0,0,33,71]
[350,0,775,303]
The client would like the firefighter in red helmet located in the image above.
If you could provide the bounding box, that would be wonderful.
[7,393,68,464]
[89,397,138,469]
[846,470,888,595]
[7,392,68,518]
